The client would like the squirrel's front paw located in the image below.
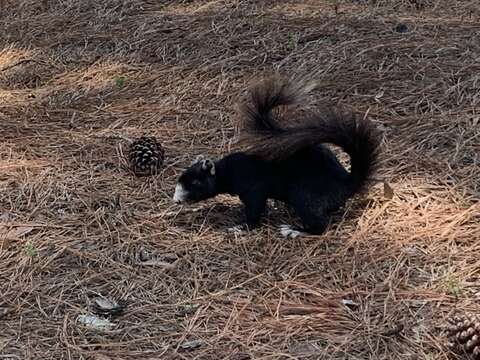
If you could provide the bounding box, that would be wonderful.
[279,225,303,239]
[227,225,247,235]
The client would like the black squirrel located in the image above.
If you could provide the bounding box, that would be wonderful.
[173,76,381,237]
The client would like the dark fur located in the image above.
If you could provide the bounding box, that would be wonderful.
[174,77,381,235]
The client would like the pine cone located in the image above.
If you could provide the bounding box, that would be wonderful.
[128,136,164,176]
[447,312,480,358]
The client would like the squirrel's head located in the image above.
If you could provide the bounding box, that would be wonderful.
[173,155,217,204]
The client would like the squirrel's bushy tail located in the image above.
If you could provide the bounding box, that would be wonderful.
[239,76,381,192]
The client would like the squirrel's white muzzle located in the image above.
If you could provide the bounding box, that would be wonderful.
[172,184,188,204]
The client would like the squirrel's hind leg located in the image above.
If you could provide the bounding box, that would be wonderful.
[282,191,330,236]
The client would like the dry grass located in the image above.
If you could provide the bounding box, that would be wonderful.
[0,0,479,359]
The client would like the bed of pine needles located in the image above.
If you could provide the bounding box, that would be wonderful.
[0,1,479,359]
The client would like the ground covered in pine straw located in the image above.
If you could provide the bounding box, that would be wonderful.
[0,0,479,359]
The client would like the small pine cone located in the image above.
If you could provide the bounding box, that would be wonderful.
[128,136,164,176]
[447,312,480,359]
[467,335,480,352]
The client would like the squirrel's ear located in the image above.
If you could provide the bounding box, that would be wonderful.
[192,154,205,165]
[201,159,216,176]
